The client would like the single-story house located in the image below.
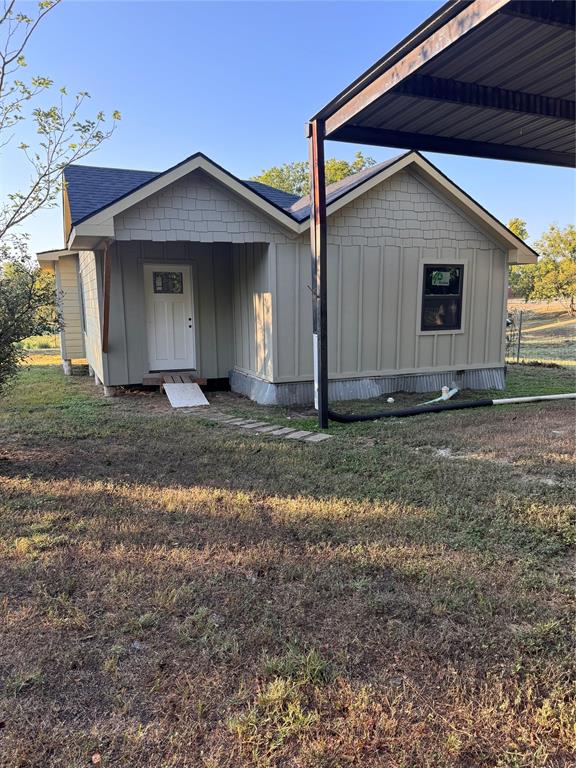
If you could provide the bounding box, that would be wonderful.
[38,150,537,404]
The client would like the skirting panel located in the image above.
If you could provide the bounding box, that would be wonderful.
[230,367,506,406]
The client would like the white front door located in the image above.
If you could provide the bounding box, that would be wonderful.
[144,264,196,371]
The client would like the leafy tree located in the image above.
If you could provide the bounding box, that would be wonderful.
[0,0,119,391]
[507,220,576,314]
[507,218,535,301]
[508,217,528,241]
[532,224,576,315]
[251,151,377,197]
[0,236,59,391]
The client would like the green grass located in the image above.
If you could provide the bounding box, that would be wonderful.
[0,364,574,767]
[15,334,59,350]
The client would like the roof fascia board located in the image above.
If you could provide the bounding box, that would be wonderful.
[71,155,300,237]
[36,248,78,262]
[323,0,509,136]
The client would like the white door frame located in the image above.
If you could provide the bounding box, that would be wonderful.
[143,263,196,371]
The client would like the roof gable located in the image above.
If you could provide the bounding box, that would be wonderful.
[64,150,537,263]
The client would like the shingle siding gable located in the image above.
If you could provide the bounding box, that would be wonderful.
[113,172,298,244]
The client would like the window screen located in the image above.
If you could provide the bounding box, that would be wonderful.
[153,271,183,294]
[421,265,464,331]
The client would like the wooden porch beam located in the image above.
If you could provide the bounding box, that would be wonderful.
[101,241,112,354]
[324,0,509,137]
[397,74,575,121]
[329,125,576,168]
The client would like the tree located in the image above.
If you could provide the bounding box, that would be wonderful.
[508,217,528,241]
[251,151,377,197]
[0,0,119,391]
[0,235,59,391]
[532,224,576,315]
[507,220,576,315]
[507,218,536,301]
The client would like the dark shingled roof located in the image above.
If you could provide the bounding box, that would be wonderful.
[64,165,160,226]
[242,180,300,210]
[64,153,407,227]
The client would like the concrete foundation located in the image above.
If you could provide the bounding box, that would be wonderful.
[62,359,72,376]
[230,367,506,406]
[103,385,118,397]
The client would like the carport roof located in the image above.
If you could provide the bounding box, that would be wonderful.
[311,0,575,168]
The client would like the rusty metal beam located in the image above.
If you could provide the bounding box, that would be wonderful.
[397,74,575,121]
[101,241,112,354]
[329,125,576,168]
[324,0,509,137]
[307,119,329,429]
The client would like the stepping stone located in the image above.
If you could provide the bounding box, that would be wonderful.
[240,421,269,430]
[254,424,281,433]
[285,430,313,440]
[304,433,332,443]
[270,427,298,436]
[223,418,254,426]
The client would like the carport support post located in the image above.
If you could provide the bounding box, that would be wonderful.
[307,119,329,429]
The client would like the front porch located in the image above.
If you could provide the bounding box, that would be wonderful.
[100,239,274,394]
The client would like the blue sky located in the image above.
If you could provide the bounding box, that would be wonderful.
[5,0,575,256]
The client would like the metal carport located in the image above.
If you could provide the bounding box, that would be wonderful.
[307,0,575,427]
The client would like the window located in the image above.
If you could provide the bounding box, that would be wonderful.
[421,264,464,332]
[153,271,183,294]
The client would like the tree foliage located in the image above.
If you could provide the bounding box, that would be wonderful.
[508,217,528,241]
[531,224,576,314]
[251,151,377,197]
[0,236,59,391]
[508,220,576,315]
[0,0,120,391]
[0,0,121,241]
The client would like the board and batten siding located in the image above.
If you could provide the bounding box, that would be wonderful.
[55,254,85,360]
[103,241,235,386]
[272,168,508,383]
[78,250,103,379]
[232,243,273,381]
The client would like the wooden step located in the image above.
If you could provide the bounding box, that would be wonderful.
[142,373,207,387]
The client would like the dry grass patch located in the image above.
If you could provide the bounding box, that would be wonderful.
[0,365,574,767]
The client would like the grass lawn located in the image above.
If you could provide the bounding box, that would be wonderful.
[507,301,576,367]
[1,361,575,767]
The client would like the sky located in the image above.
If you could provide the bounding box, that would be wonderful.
[3,0,575,257]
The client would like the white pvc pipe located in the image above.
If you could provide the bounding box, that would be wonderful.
[493,393,576,405]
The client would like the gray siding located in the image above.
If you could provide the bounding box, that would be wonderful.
[272,169,507,383]
[82,165,509,392]
[113,170,298,245]
[78,250,104,380]
[105,241,234,385]
[232,243,273,380]
[56,254,85,360]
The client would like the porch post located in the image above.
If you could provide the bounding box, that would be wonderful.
[307,119,329,429]
[101,240,112,354]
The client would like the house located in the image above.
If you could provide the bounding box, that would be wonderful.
[37,150,537,404]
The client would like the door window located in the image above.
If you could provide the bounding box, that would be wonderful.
[153,271,183,294]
